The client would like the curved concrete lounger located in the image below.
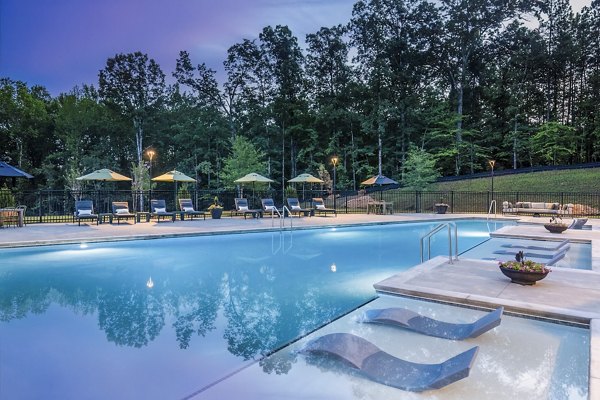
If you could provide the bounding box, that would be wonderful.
[300,333,479,391]
[362,307,503,340]
[500,239,569,251]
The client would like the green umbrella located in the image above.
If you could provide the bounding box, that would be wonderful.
[288,173,324,200]
[76,168,132,182]
[76,169,132,213]
[234,173,274,203]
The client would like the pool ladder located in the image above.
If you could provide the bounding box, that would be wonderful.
[487,200,497,219]
[420,222,459,264]
[271,206,293,230]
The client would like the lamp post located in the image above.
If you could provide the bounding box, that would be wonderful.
[332,156,338,209]
[146,149,155,178]
[488,159,496,198]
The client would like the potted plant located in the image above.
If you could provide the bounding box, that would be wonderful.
[207,196,223,219]
[434,197,449,214]
[544,216,568,234]
[498,251,551,285]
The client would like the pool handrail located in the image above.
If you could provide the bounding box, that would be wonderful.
[420,222,458,264]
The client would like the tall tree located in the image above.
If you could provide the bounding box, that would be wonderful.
[98,52,165,166]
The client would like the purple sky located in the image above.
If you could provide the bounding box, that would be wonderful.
[0,0,354,95]
[0,0,591,96]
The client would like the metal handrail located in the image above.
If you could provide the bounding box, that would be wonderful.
[420,222,458,264]
[487,200,497,219]
[270,206,293,230]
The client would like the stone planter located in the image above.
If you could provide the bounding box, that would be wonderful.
[544,223,568,234]
[499,266,549,285]
[434,204,449,214]
[211,208,223,219]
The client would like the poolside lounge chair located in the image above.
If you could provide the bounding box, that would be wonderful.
[286,197,312,217]
[312,197,337,217]
[261,198,281,217]
[150,199,176,222]
[300,333,479,391]
[233,198,262,219]
[362,307,503,340]
[111,202,136,224]
[74,200,99,226]
[178,198,208,221]
[568,218,588,229]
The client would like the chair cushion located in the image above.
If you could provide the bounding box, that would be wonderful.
[239,206,249,211]
[155,207,166,213]
[265,205,275,211]
[183,207,194,212]
[316,204,326,210]
[78,209,92,216]
[116,208,129,214]
[291,205,301,211]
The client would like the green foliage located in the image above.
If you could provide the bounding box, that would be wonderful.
[402,148,440,190]
[220,136,267,188]
[284,186,297,198]
[531,122,576,165]
[0,185,15,208]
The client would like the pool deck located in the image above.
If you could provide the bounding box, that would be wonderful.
[1,212,599,398]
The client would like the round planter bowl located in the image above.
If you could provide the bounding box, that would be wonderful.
[434,204,448,214]
[499,266,549,285]
[544,223,568,234]
[211,208,223,219]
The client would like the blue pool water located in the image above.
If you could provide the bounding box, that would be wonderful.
[3,218,581,400]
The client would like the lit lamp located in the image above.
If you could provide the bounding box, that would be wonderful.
[331,156,339,209]
[146,149,156,178]
[488,160,496,197]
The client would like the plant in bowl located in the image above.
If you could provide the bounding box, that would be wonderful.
[498,250,551,285]
[207,196,223,219]
[544,215,568,233]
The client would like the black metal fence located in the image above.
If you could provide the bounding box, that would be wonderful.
[5,188,600,224]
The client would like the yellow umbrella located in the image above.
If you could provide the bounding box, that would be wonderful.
[152,170,196,206]
[76,168,132,181]
[151,170,196,183]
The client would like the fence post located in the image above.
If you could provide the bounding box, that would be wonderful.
[38,190,42,223]
[451,191,454,213]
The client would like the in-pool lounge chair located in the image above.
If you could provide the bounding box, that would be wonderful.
[150,199,176,222]
[301,333,479,392]
[233,198,263,219]
[362,307,503,340]
[111,202,136,224]
[286,197,312,217]
[312,197,336,217]
[74,200,99,226]
[261,198,281,217]
[178,198,208,220]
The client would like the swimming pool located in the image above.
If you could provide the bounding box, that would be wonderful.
[4,218,573,400]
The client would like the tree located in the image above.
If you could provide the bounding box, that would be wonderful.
[98,52,165,165]
[220,136,267,188]
[401,147,440,190]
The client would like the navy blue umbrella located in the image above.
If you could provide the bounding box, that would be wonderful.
[0,162,33,178]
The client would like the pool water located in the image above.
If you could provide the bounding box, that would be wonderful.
[5,218,586,400]
[461,237,591,270]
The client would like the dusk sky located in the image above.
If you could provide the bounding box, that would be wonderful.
[0,0,593,96]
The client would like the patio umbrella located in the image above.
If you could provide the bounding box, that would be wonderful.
[234,173,274,202]
[152,170,196,206]
[76,169,132,182]
[288,173,324,201]
[361,174,398,200]
[0,161,34,178]
[76,169,132,213]
[0,161,33,187]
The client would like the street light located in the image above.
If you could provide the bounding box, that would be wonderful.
[488,159,496,197]
[331,156,339,209]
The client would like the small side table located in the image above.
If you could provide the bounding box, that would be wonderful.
[136,212,151,223]
[99,213,112,224]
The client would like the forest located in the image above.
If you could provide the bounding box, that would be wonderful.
[1,0,599,192]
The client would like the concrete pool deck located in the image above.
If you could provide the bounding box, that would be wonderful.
[1,213,599,398]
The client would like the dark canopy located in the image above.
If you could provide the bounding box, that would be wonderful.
[0,162,33,178]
